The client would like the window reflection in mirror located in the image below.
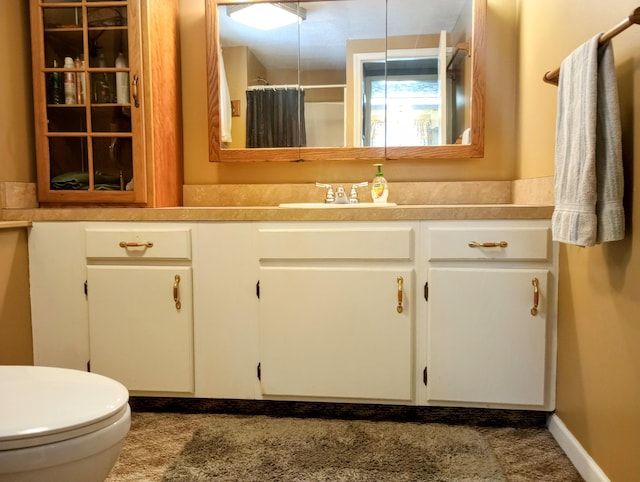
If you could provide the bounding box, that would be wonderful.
[208,0,485,160]
[385,0,473,148]
[361,57,441,147]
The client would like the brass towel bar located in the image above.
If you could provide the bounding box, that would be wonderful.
[543,6,640,85]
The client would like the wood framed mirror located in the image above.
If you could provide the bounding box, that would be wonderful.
[206,0,485,162]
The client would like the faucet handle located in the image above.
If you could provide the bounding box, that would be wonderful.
[315,182,335,203]
[349,182,369,204]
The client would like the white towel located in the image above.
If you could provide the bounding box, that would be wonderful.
[220,49,233,143]
[551,34,625,246]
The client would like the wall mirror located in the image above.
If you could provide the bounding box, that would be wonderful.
[206,0,485,162]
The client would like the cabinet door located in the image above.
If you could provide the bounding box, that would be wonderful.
[31,0,145,204]
[193,223,260,399]
[259,266,414,401]
[28,222,89,370]
[87,265,193,392]
[427,267,548,406]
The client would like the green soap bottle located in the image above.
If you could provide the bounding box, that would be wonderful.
[371,163,389,203]
[48,60,62,104]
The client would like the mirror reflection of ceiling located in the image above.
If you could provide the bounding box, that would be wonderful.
[218,0,469,72]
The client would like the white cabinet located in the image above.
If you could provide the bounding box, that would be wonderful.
[257,222,417,402]
[193,223,260,399]
[427,268,549,406]
[28,222,89,370]
[86,265,193,392]
[28,218,557,409]
[85,224,195,393]
[422,221,557,409]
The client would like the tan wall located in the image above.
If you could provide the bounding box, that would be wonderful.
[181,0,518,184]
[0,1,34,364]
[0,0,36,183]
[223,46,251,149]
[517,0,640,480]
[0,229,33,365]
[5,2,640,477]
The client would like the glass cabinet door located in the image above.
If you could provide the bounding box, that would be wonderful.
[36,0,143,202]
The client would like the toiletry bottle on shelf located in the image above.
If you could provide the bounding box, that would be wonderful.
[63,57,77,104]
[73,56,87,104]
[371,163,389,203]
[74,56,85,104]
[115,52,129,104]
[48,60,62,104]
[94,52,112,103]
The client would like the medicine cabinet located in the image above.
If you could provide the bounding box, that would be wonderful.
[206,0,486,162]
[29,0,183,206]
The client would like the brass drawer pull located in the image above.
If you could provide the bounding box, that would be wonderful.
[119,241,154,248]
[397,276,404,313]
[531,277,539,316]
[173,274,182,310]
[468,241,508,248]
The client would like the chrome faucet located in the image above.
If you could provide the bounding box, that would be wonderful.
[316,182,369,204]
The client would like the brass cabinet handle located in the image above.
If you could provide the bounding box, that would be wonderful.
[173,275,182,310]
[531,277,539,316]
[397,276,404,313]
[119,241,153,248]
[132,74,140,108]
[468,241,508,248]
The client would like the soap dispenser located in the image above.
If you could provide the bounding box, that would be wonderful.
[371,164,389,203]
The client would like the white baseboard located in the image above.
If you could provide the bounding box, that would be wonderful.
[547,414,610,482]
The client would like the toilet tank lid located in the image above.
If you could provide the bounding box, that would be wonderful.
[0,366,129,440]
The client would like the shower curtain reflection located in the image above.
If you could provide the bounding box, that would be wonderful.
[246,88,306,148]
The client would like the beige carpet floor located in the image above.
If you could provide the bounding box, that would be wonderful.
[106,411,583,481]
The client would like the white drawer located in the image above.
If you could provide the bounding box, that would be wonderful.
[258,227,414,260]
[428,227,550,261]
[86,228,192,260]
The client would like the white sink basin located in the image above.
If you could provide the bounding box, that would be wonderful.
[279,202,397,208]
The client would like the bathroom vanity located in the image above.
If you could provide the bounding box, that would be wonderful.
[27,209,557,411]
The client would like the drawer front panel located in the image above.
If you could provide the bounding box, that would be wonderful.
[428,227,549,261]
[86,228,192,260]
[258,227,414,260]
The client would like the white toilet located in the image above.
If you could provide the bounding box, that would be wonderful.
[0,365,131,482]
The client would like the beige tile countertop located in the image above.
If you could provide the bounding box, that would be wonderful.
[1,204,554,223]
[0,179,555,223]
